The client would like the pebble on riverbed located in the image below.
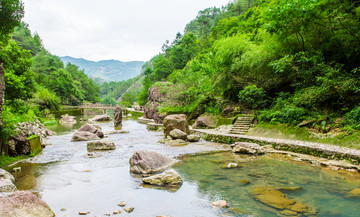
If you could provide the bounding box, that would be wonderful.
[118,201,126,207]
[79,211,89,215]
[113,210,122,214]
[124,207,135,213]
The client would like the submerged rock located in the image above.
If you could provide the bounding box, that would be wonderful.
[90,114,111,122]
[211,200,228,208]
[129,151,176,174]
[277,186,302,192]
[252,186,316,216]
[0,169,17,194]
[0,191,54,217]
[169,129,187,140]
[87,139,116,151]
[142,169,183,186]
[232,142,265,155]
[71,131,100,142]
[348,188,360,197]
[226,163,238,168]
[105,130,129,135]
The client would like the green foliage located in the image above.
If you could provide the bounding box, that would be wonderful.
[1,41,35,103]
[345,106,360,130]
[101,95,117,105]
[30,86,61,111]
[0,155,28,168]
[238,85,267,109]
[259,97,308,125]
[0,0,24,43]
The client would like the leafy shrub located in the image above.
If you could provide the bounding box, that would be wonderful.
[238,85,267,109]
[259,97,307,125]
[344,106,360,129]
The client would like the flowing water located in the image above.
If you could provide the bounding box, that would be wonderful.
[6,117,360,217]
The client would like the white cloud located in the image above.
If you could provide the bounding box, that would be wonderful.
[21,0,229,61]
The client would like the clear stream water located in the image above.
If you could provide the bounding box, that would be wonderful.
[6,116,360,217]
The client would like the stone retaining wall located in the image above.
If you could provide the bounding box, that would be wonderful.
[192,129,360,163]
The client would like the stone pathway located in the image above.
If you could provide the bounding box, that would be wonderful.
[192,129,360,162]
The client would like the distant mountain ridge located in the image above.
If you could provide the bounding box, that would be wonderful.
[60,56,145,82]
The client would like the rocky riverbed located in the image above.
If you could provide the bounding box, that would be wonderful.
[2,118,360,216]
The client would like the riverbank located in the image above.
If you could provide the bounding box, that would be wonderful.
[192,129,360,165]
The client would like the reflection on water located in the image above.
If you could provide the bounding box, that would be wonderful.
[6,118,360,217]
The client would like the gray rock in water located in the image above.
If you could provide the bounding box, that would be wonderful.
[90,114,112,122]
[0,191,55,217]
[87,139,116,151]
[59,114,76,123]
[114,105,123,127]
[169,129,187,140]
[78,123,104,138]
[187,134,201,142]
[71,131,100,142]
[232,142,265,155]
[0,169,17,193]
[129,151,176,174]
[142,169,183,186]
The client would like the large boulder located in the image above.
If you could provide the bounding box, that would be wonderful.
[163,114,189,138]
[90,114,111,122]
[143,86,167,123]
[0,191,54,217]
[78,123,104,138]
[0,169,17,193]
[129,151,176,174]
[142,169,183,186]
[232,142,265,155]
[193,115,217,129]
[169,129,187,140]
[59,114,76,123]
[87,139,116,151]
[8,135,31,156]
[71,131,100,142]
[113,105,123,127]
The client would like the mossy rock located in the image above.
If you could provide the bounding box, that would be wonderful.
[27,135,42,155]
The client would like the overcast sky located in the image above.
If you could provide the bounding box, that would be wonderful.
[21,0,229,62]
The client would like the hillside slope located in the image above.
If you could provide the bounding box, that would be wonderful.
[61,56,145,82]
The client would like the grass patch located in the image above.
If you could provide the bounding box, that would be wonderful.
[43,120,57,126]
[0,155,28,168]
[247,123,360,150]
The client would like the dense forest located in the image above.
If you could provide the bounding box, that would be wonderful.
[1,0,360,142]
[116,0,360,134]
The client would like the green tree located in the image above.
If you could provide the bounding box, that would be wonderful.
[0,41,35,102]
[0,0,24,43]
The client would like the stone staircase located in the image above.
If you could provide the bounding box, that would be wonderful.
[229,115,255,135]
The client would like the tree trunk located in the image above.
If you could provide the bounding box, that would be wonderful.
[0,63,4,155]
[0,63,4,126]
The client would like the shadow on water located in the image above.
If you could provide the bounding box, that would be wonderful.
[6,117,360,217]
